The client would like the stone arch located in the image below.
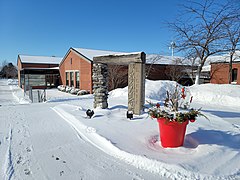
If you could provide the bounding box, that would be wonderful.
[92,52,146,115]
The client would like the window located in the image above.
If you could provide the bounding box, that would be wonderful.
[66,72,69,86]
[28,74,45,86]
[70,72,74,87]
[232,68,238,82]
[75,72,80,88]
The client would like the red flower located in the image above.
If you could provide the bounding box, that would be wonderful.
[190,96,193,103]
[156,103,160,108]
[189,119,195,122]
[181,93,186,99]
[181,87,185,93]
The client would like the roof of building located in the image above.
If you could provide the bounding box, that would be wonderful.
[204,51,240,65]
[146,54,189,65]
[18,55,62,64]
[71,48,189,65]
[19,49,240,68]
[72,48,125,60]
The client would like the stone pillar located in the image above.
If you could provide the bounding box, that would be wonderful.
[92,63,108,109]
[128,63,145,115]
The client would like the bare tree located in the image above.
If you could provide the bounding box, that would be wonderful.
[165,58,188,82]
[0,62,18,78]
[1,60,8,69]
[169,0,237,84]
[108,65,128,91]
[145,54,163,78]
[183,51,199,83]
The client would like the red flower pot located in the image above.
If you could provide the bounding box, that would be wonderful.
[157,118,189,148]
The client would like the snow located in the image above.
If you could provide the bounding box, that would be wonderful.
[72,48,124,61]
[206,51,240,64]
[146,54,187,65]
[19,55,62,64]
[0,79,240,179]
[189,83,240,108]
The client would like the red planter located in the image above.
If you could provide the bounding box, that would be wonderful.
[157,118,189,148]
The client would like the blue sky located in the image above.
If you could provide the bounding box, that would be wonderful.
[0,0,186,64]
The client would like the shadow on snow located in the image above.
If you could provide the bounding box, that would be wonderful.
[202,109,240,118]
[185,128,240,150]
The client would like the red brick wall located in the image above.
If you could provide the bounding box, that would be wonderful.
[59,49,93,93]
[210,63,240,84]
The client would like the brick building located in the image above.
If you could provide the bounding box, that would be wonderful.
[59,48,123,93]
[211,61,240,84]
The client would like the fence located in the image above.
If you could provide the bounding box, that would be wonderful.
[24,86,46,103]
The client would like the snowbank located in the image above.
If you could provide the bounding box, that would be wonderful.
[10,85,31,104]
[109,80,181,101]
[7,79,18,85]
[189,84,240,108]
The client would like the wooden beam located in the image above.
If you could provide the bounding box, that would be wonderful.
[93,52,146,65]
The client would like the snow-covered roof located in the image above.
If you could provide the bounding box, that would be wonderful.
[72,48,189,65]
[200,51,240,65]
[72,48,124,61]
[201,65,211,72]
[19,55,62,64]
[146,54,191,65]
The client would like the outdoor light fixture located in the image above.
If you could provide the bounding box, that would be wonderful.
[126,111,133,120]
[86,109,94,118]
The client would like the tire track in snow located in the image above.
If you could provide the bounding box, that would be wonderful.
[3,126,14,180]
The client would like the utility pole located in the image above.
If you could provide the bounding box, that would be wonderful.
[170,41,176,60]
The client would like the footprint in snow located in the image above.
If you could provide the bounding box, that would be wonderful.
[60,170,64,176]
[52,155,66,163]
[24,169,31,175]
[17,156,22,164]
[26,147,31,152]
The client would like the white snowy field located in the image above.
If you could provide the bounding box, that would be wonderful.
[0,79,240,180]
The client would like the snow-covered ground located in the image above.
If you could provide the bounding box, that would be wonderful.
[0,79,239,180]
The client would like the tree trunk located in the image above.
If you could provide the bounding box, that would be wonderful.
[194,65,201,85]
[228,52,234,84]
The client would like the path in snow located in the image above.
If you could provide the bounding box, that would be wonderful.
[0,80,18,105]
[0,80,35,179]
